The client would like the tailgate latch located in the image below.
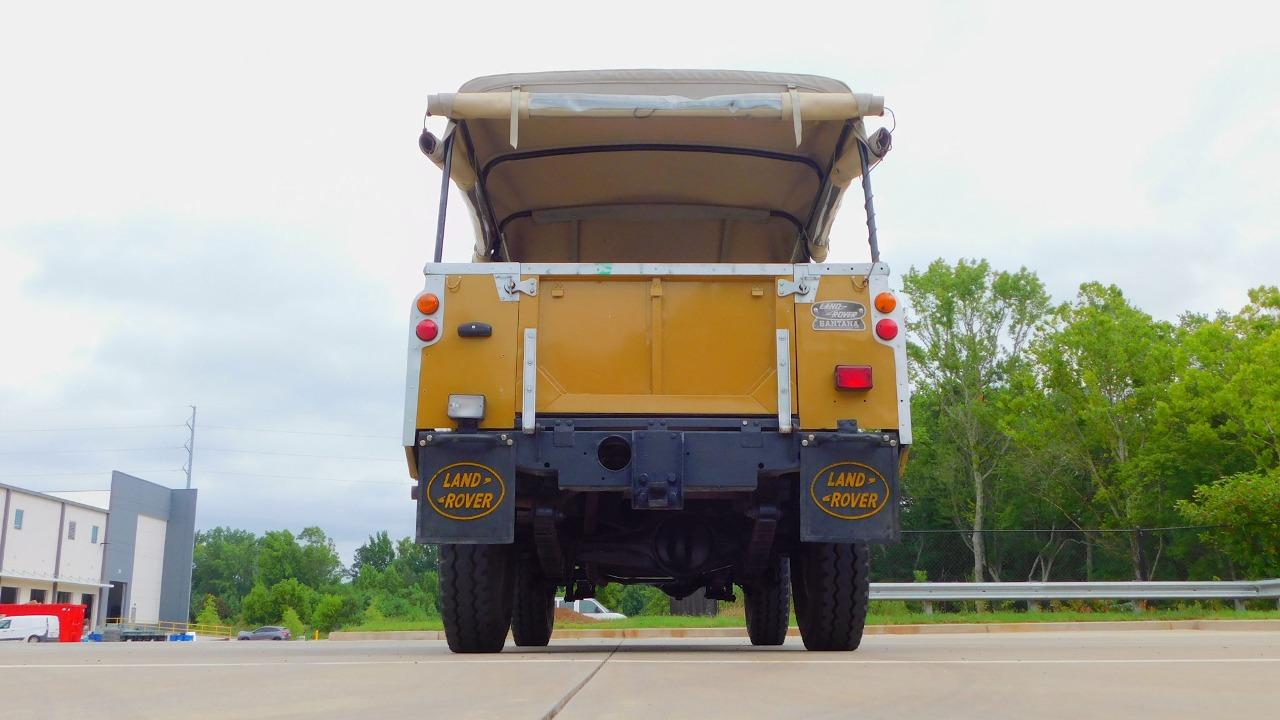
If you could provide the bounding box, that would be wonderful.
[495,275,537,301]
[777,271,819,303]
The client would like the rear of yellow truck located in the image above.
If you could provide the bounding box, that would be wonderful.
[403,71,908,652]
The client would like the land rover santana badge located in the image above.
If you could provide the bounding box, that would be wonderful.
[811,300,867,331]
[427,461,506,521]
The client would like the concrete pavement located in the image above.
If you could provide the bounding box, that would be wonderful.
[3,631,1277,719]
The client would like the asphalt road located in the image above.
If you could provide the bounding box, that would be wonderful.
[3,631,1277,719]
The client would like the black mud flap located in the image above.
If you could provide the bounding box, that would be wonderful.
[800,432,900,543]
[415,433,514,544]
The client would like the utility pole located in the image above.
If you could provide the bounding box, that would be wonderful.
[183,405,197,489]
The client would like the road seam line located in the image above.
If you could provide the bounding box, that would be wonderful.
[4,657,1279,670]
[540,642,622,720]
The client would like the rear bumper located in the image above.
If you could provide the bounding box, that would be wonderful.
[413,417,902,545]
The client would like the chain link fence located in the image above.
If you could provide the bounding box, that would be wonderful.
[870,526,1253,583]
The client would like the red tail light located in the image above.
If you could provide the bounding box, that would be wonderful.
[875,318,898,340]
[835,365,873,390]
[415,319,439,342]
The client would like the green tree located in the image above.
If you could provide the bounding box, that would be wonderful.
[241,583,275,626]
[1179,469,1280,578]
[256,530,304,588]
[195,594,223,627]
[311,593,364,633]
[351,531,395,576]
[393,537,438,576]
[903,258,1051,581]
[297,526,344,587]
[256,527,343,589]
[280,607,305,639]
[190,527,259,619]
[639,588,670,616]
[269,578,319,624]
[1011,283,1179,579]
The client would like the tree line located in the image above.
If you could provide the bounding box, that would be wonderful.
[190,527,673,629]
[898,259,1279,583]
[191,528,439,632]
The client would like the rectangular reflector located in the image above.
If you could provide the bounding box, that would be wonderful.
[834,365,873,390]
[447,394,486,420]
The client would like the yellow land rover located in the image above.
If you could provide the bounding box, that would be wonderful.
[404,70,908,652]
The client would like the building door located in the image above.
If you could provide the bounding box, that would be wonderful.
[81,593,95,624]
[107,582,126,621]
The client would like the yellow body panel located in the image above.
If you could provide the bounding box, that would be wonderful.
[414,271,899,432]
[416,276,519,429]
[521,276,795,417]
[793,277,900,431]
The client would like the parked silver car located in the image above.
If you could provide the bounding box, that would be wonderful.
[237,625,290,641]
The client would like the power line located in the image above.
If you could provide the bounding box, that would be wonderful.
[0,424,186,433]
[0,446,186,456]
[201,470,405,486]
[0,468,184,478]
[202,424,397,440]
[200,447,401,462]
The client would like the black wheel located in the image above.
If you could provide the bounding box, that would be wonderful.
[791,542,870,651]
[743,555,791,646]
[511,553,555,647]
[440,543,514,653]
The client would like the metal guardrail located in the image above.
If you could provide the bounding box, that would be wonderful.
[869,579,1280,612]
[104,618,236,638]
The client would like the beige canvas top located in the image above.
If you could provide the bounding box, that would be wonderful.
[425,70,886,263]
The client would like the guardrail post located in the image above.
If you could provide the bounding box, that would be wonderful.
[922,600,933,615]
[1233,599,1246,612]
[1028,600,1040,613]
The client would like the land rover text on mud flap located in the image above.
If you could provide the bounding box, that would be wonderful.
[404,70,909,652]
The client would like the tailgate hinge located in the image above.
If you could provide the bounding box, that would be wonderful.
[495,275,537,301]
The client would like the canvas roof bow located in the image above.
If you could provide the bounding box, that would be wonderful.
[421,70,888,263]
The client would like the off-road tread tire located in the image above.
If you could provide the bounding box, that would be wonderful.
[792,542,870,651]
[744,556,791,646]
[511,554,555,647]
[440,543,514,653]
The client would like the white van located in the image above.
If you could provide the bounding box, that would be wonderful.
[553,598,626,621]
[0,615,60,643]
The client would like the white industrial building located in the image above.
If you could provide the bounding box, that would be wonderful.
[0,472,197,628]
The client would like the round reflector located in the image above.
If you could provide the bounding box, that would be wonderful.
[874,292,897,313]
[875,318,899,340]
[415,319,439,342]
[416,293,440,315]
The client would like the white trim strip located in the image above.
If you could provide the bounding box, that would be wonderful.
[776,329,792,434]
[403,275,446,446]
[522,329,537,434]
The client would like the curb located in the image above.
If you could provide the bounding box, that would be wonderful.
[328,618,1280,642]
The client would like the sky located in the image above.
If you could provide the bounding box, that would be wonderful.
[1,0,1277,563]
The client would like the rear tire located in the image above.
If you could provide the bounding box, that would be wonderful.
[743,555,790,646]
[511,553,555,647]
[440,543,514,653]
[791,542,870,651]
[26,636,40,643]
